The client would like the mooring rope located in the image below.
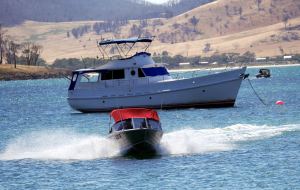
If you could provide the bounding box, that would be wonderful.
[247,78,267,106]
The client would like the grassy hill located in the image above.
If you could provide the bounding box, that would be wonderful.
[4,0,300,64]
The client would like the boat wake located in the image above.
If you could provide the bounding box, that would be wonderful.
[0,130,120,161]
[160,124,299,156]
[0,124,298,160]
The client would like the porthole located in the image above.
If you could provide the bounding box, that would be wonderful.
[131,70,136,76]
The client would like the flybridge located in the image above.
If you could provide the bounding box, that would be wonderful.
[97,37,154,60]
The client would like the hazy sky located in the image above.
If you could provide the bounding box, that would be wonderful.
[146,0,169,4]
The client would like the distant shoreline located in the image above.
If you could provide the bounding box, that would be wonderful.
[169,63,300,72]
[1,62,299,81]
[0,64,71,81]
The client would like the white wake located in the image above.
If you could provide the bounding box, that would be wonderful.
[0,130,120,160]
[160,124,299,155]
[0,124,298,160]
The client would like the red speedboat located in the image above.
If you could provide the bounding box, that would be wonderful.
[108,108,163,156]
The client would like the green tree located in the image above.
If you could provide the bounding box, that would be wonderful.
[0,24,6,64]
[162,51,169,56]
[239,51,256,63]
[5,39,20,68]
[189,16,199,32]
[21,42,43,66]
[256,0,262,11]
[203,43,211,53]
[282,14,290,30]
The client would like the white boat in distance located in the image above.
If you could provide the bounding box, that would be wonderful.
[68,37,247,112]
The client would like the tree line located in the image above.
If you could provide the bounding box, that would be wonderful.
[69,20,129,39]
[52,57,104,70]
[50,51,257,70]
[0,25,45,68]
[51,50,300,71]
[152,51,257,69]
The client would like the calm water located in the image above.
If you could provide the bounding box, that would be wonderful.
[0,66,299,189]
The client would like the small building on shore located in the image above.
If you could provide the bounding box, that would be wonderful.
[179,62,190,66]
[256,57,267,61]
[178,62,191,68]
[199,61,209,64]
[283,55,292,60]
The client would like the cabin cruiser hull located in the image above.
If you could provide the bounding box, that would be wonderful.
[108,129,163,156]
[68,67,246,112]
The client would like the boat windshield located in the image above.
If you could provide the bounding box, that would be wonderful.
[132,118,148,129]
[147,119,162,130]
[113,119,133,131]
[112,118,161,131]
[142,67,169,77]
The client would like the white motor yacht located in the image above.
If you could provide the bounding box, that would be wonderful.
[67,37,247,112]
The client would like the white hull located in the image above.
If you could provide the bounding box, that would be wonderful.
[68,67,246,112]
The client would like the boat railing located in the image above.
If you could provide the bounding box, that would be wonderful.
[102,75,173,88]
[78,74,174,89]
[170,66,244,80]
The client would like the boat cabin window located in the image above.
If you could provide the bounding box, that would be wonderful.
[138,68,145,78]
[80,72,100,83]
[132,118,148,129]
[101,70,113,80]
[113,69,125,79]
[113,121,124,131]
[147,119,161,130]
[113,119,133,131]
[101,70,125,80]
[113,118,161,131]
[142,67,169,77]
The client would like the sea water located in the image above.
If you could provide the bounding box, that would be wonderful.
[0,66,299,189]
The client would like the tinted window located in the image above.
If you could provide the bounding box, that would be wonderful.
[147,119,161,130]
[113,119,133,131]
[138,68,145,77]
[142,67,169,77]
[123,119,133,130]
[101,70,124,80]
[132,118,148,129]
[113,121,125,131]
[113,70,125,79]
[101,71,113,80]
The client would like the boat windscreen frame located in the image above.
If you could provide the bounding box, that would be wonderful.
[97,37,154,60]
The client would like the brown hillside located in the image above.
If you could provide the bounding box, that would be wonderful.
[151,0,300,42]
[4,0,300,63]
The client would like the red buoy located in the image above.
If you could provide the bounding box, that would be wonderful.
[276,100,285,105]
